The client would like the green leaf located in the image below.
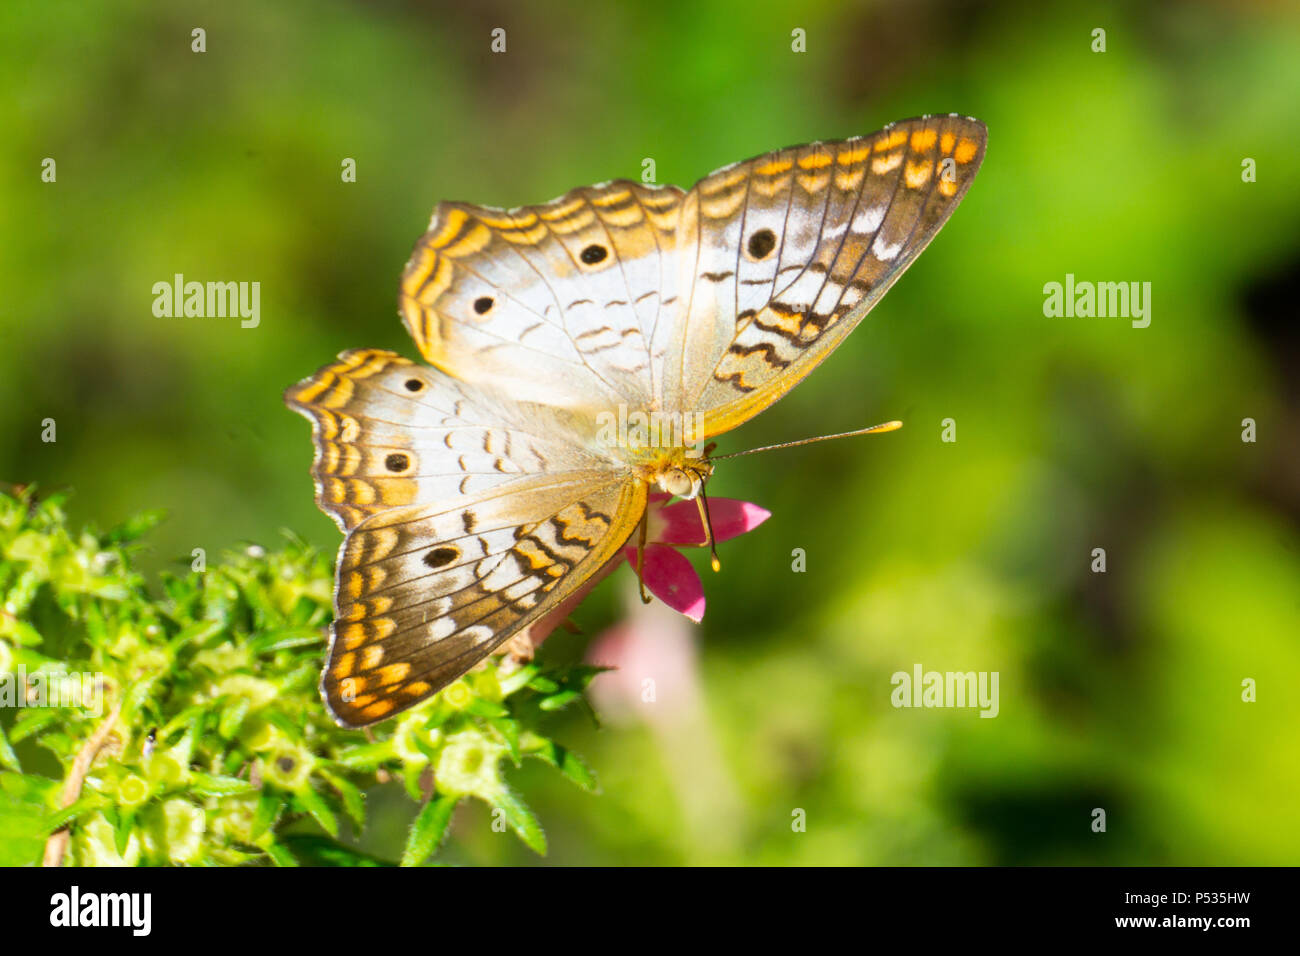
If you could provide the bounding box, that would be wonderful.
[1,618,43,647]
[248,627,323,653]
[42,794,106,833]
[556,747,599,792]
[526,675,560,694]
[113,808,136,856]
[0,725,19,772]
[217,696,251,739]
[0,777,47,866]
[250,792,282,841]
[281,834,390,867]
[497,664,540,697]
[539,690,582,711]
[8,709,57,744]
[159,704,206,740]
[190,772,255,796]
[487,715,522,765]
[492,785,547,855]
[401,794,458,867]
[168,618,224,652]
[0,769,56,802]
[295,784,339,837]
[465,697,509,718]
[261,838,299,867]
[334,741,393,771]
[321,771,366,830]
[402,762,426,802]
[520,735,596,791]
[105,509,167,544]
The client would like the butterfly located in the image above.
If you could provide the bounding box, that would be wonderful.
[286,114,986,727]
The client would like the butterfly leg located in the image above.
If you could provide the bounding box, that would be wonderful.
[695,483,722,572]
[635,505,651,604]
[503,630,536,665]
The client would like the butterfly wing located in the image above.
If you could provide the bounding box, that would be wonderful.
[661,114,986,435]
[399,182,689,412]
[320,474,641,727]
[286,349,644,726]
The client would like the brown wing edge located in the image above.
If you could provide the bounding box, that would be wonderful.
[283,348,414,533]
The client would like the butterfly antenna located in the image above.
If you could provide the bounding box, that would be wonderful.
[695,482,721,573]
[710,420,903,461]
[635,504,651,603]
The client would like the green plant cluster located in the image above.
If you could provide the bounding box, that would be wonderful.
[0,488,599,866]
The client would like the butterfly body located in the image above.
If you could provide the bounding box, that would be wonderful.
[288,115,986,726]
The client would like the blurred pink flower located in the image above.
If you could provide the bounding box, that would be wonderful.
[621,493,770,623]
[584,580,747,851]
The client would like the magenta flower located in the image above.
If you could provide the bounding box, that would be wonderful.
[622,493,771,623]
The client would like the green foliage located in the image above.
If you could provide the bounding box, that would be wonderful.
[0,488,598,866]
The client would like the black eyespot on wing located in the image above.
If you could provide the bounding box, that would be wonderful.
[473,296,494,314]
[580,244,608,265]
[404,378,424,392]
[747,229,776,260]
[384,453,410,473]
[424,546,460,568]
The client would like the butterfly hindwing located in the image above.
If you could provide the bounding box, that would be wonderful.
[322,474,644,726]
[286,349,646,726]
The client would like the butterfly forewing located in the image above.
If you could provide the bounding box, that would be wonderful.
[398,183,688,412]
[677,115,987,434]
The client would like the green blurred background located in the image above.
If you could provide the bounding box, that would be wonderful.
[3,0,1298,864]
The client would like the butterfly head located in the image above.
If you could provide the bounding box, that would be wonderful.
[626,440,716,500]
[655,461,711,500]
[645,449,723,574]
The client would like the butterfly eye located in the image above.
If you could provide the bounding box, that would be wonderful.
[473,296,494,315]
[580,244,608,265]
[746,229,776,260]
[660,468,695,498]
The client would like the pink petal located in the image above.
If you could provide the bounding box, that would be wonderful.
[585,614,700,726]
[654,497,771,546]
[621,544,706,622]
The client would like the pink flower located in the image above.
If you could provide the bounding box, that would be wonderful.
[584,582,746,849]
[621,494,770,623]
[521,493,770,652]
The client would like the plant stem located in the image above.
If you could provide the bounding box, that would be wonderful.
[41,699,123,867]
